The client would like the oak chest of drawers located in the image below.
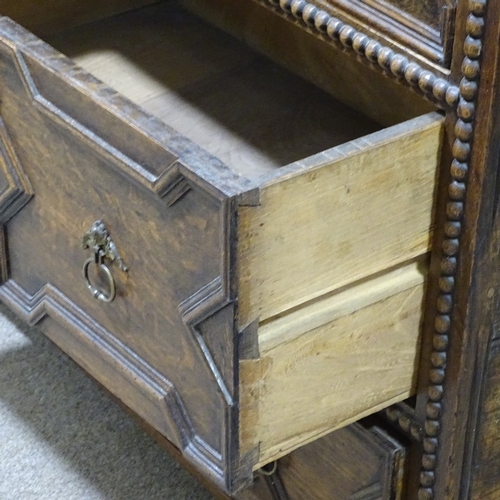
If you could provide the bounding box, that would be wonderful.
[1,0,500,499]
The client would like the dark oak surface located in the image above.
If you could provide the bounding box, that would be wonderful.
[406,0,500,498]
[312,0,454,67]
[133,401,410,500]
[46,2,380,179]
[0,11,247,491]
[377,0,441,27]
[0,0,160,35]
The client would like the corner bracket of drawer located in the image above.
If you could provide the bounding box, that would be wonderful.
[231,445,261,494]
[239,318,260,360]
[237,188,261,207]
[151,160,193,207]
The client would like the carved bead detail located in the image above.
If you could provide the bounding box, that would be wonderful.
[302,4,318,24]
[460,79,478,102]
[435,315,451,334]
[411,425,423,441]
[418,71,437,93]
[326,18,343,40]
[469,0,487,16]
[420,470,435,486]
[451,160,468,180]
[259,0,460,104]
[420,1,486,497]
[399,414,411,431]
[352,33,369,54]
[466,14,485,38]
[464,35,482,59]
[339,26,356,47]
[385,406,401,421]
[438,277,454,293]
[449,181,466,200]
[377,47,395,69]
[423,454,438,471]
[428,385,444,402]
[444,221,461,238]
[458,99,475,121]
[418,487,434,500]
[279,0,293,11]
[445,85,461,106]
[442,238,459,256]
[429,368,446,384]
[436,294,452,313]
[383,405,422,442]
[390,54,409,77]
[423,438,438,454]
[446,202,464,220]
[404,62,423,85]
[431,352,447,368]
[425,419,441,437]
[432,79,449,100]
[313,10,329,32]
[452,140,471,161]
[363,39,381,61]
[433,333,449,350]
[455,119,474,141]
[290,0,305,17]
[462,57,481,80]
[440,257,457,275]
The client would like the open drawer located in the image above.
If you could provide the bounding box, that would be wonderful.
[0,0,443,494]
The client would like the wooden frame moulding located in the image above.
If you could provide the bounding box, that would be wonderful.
[253,0,460,108]
[311,0,456,68]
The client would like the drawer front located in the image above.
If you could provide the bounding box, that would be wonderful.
[0,17,250,491]
[237,418,408,500]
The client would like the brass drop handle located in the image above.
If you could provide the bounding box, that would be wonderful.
[83,253,116,303]
[82,220,127,303]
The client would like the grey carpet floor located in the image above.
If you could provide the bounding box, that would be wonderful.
[0,303,215,500]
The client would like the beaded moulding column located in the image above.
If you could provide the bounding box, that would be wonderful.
[417,1,486,499]
[256,0,460,107]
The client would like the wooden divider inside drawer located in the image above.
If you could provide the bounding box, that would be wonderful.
[237,113,441,468]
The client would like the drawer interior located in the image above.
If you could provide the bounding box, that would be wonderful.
[46,1,384,181]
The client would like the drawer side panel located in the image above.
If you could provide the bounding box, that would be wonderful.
[238,113,443,327]
[240,261,425,467]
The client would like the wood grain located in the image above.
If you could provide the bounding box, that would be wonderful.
[409,1,500,498]
[469,339,500,499]
[0,16,243,490]
[47,2,380,181]
[238,113,443,326]
[0,0,160,36]
[277,418,408,500]
[240,260,425,467]
[181,0,435,127]
[315,0,446,59]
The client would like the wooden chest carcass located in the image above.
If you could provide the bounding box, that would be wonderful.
[0,0,443,494]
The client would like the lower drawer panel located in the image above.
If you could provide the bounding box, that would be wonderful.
[238,417,409,500]
[240,261,424,468]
